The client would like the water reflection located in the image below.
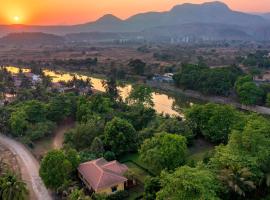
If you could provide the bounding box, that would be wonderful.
[5,66,197,116]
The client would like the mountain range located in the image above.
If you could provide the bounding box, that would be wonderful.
[0,1,270,43]
[261,13,270,21]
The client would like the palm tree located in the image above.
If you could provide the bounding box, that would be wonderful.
[0,173,28,200]
[218,167,256,197]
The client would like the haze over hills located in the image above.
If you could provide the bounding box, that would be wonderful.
[260,13,270,21]
[0,1,270,42]
[0,32,65,46]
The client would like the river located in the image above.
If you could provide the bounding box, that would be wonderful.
[5,66,199,116]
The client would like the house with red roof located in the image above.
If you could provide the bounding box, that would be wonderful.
[78,158,130,195]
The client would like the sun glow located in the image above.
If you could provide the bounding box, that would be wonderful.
[13,16,20,23]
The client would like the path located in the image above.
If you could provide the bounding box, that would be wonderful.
[0,134,52,200]
[32,119,75,159]
[52,119,75,149]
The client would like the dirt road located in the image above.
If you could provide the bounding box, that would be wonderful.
[0,134,52,200]
[53,120,75,149]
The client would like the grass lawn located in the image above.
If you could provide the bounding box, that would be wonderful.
[187,138,215,163]
[125,162,150,183]
[127,183,144,200]
[120,155,152,200]
[187,147,214,163]
[123,162,148,200]
[120,153,154,174]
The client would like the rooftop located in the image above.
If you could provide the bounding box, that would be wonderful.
[78,158,128,191]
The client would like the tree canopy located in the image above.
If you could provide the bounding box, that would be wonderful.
[185,103,239,143]
[40,150,75,189]
[139,132,187,173]
[156,166,220,200]
[104,117,137,156]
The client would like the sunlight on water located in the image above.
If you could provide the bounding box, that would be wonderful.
[5,66,30,73]
[6,66,183,116]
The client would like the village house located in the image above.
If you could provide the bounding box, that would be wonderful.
[152,73,174,83]
[78,158,131,195]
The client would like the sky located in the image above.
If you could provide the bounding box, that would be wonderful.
[0,0,269,25]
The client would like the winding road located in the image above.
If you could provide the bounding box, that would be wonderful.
[0,134,52,200]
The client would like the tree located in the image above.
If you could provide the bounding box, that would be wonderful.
[173,63,206,90]
[0,107,11,134]
[128,59,145,75]
[26,121,56,141]
[139,132,187,173]
[102,78,119,100]
[90,137,105,156]
[9,110,28,136]
[123,104,155,130]
[235,76,264,105]
[48,93,77,122]
[209,115,270,197]
[76,94,113,122]
[22,100,47,123]
[64,119,103,151]
[237,82,264,105]
[173,64,242,96]
[185,103,238,143]
[68,189,91,200]
[104,117,137,156]
[143,176,161,200]
[157,117,194,144]
[128,85,153,107]
[218,167,256,197]
[266,93,270,107]
[156,166,220,200]
[40,150,73,189]
[0,173,28,200]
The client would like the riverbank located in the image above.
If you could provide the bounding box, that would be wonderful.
[147,81,270,115]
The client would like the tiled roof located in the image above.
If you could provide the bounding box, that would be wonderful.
[78,158,128,191]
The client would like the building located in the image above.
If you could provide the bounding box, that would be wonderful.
[152,73,174,83]
[78,158,129,195]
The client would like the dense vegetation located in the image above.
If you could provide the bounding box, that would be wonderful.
[1,66,270,200]
[173,63,242,96]
[242,50,270,69]
[173,63,270,106]
[0,159,28,200]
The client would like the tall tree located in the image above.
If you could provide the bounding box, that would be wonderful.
[128,85,153,107]
[139,132,187,173]
[102,77,119,100]
[185,103,239,143]
[156,166,220,200]
[104,117,137,156]
[128,59,145,75]
[40,150,73,190]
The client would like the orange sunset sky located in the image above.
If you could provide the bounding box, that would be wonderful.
[0,0,269,25]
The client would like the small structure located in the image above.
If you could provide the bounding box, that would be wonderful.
[152,73,174,83]
[78,158,129,195]
[254,71,270,83]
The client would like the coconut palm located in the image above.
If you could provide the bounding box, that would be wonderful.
[218,167,256,197]
[0,173,28,200]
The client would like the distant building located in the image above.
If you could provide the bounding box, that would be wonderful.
[254,71,270,83]
[78,158,131,195]
[25,73,42,84]
[152,73,174,83]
